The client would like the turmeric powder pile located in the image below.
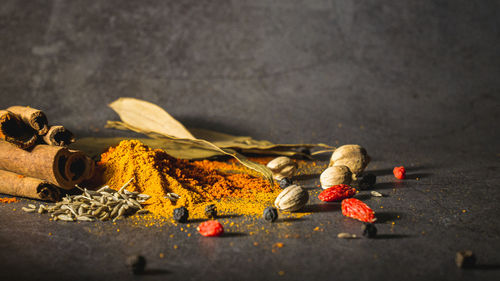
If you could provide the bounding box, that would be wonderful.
[98,140,281,219]
[0,197,18,203]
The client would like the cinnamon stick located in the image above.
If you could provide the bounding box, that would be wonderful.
[0,110,38,149]
[0,170,61,201]
[67,150,95,182]
[0,140,93,189]
[42,125,75,146]
[7,106,49,135]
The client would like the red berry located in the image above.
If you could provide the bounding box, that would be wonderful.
[341,198,376,223]
[318,184,356,202]
[197,220,224,237]
[393,166,406,179]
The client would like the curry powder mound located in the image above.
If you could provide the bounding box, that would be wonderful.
[98,140,281,219]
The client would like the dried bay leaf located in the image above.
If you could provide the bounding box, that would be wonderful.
[105,101,274,181]
[190,128,334,151]
[105,121,325,159]
[72,137,312,160]
[109,98,195,140]
[104,98,333,181]
[106,121,333,153]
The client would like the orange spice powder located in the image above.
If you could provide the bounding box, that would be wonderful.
[97,140,281,219]
[0,197,18,203]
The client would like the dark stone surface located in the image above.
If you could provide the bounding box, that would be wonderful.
[1,1,499,280]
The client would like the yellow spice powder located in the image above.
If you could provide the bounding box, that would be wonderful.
[98,140,281,219]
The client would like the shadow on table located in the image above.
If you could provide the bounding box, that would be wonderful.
[367,165,433,177]
[405,173,433,180]
[301,203,340,213]
[302,185,321,190]
[355,194,373,200]
[294,173,321,181]
[470,264,500,270]
[187,218,207,223]
[371,182,398,190]
[375,211,402,223]
[141,269,171,275]
[369,171,433,190]
[222,232,247,238]
[374,234,410,239]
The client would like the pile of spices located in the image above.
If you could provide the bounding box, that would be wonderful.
[0,197,18,203]
[97,140,282,219]
[22,179,149,222]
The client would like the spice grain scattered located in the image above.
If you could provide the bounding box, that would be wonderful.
[0,197,18,203]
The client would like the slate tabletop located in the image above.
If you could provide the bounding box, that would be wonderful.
[0,1,499,280]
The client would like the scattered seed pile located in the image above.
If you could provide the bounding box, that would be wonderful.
[22,181,150,222]
[98,140,281,219]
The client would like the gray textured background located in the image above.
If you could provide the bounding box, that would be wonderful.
[0,1,499,280]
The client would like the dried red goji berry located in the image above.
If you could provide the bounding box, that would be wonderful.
[197,220,224,237]
[318,184,356,202]
[393,166,406,179]
[341,198,376,223]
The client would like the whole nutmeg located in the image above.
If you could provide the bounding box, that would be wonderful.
[329,144,370,178]
[320,165,352,189]
[266,156,298,181]
[274,185,309,212]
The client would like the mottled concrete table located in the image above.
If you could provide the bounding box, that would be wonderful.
[0,1,499,280]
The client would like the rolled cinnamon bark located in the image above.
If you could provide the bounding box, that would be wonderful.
[0,140,92,189]
[7,106,49,135]
[42,125,75,146]
[68,150,95,180]
[0,170,61,201]
[0,110,38,149]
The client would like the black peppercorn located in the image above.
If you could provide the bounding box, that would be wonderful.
[359,173,376,190]
[263,206,278,222]
[279,178,293,189]
[173,207,189,223]
[204,204,217,218]
[361,223,377,238]
[126,255,146,275]
[456,250,476,268]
